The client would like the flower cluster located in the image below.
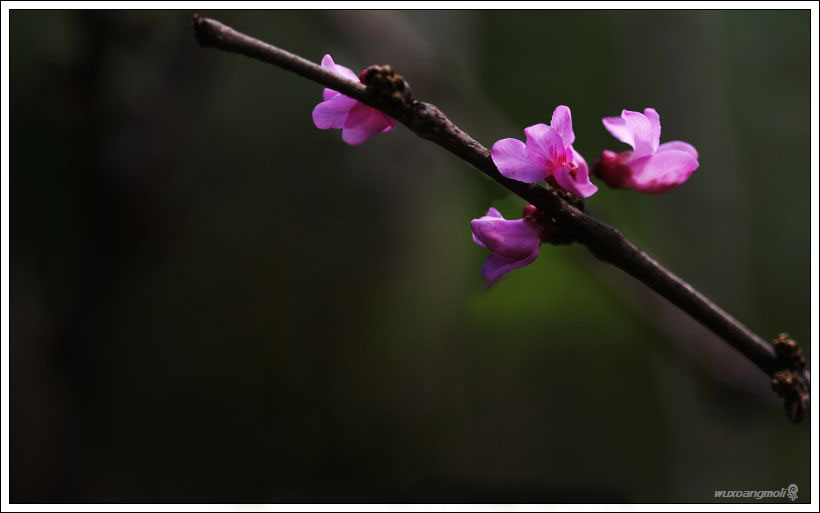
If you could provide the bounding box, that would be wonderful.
[491,105,598,198]
[594,108,699,194]
[311,55,699,282]
[470,205,545,283]
[311,55,397,146]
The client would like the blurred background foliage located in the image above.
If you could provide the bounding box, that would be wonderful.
[10,9,810,503]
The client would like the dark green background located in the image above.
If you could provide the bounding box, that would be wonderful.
[10,10,811,503]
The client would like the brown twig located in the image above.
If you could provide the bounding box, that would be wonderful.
[191,14,810,422]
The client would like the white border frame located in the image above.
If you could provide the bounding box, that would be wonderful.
[1,2,817,512]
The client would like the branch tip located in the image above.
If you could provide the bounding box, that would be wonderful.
[192,13,209,48]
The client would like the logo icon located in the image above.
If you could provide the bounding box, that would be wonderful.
[787,483,798,502]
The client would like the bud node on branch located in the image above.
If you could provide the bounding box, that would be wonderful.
[771,333,810,422]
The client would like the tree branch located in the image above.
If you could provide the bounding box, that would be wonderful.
[191,14,810,422]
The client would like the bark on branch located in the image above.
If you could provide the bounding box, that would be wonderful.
[192,14,810,422]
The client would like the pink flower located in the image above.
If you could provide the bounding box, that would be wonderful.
[311,54,397,146]
[594,108,699,194]
[490,105,598,198]
[471,205,544,282]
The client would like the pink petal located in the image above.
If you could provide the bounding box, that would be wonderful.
[550,105,575,146]
[312,93,357,129]
[657,140,698,159]
[551,148,597,198]
[622,151,649,167]
[320,54,359,83]
[620,110,656,158]
[470,217,541,260]
[602,116,634,147]
[341,104,393,146]
[602,110,655,158]
[552,165,598,198]
[485,207,503,219]
[631,150,699,193]
[491,138,546,183]
[524,124,566,169]
[320,55,361,102]
[471,207,506,247]
[571,147,590,178]
[482,246,539,282]
[643,108,661,152]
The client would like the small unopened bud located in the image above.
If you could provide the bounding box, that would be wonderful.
[522,204,538,218]
[519,205,558,243]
